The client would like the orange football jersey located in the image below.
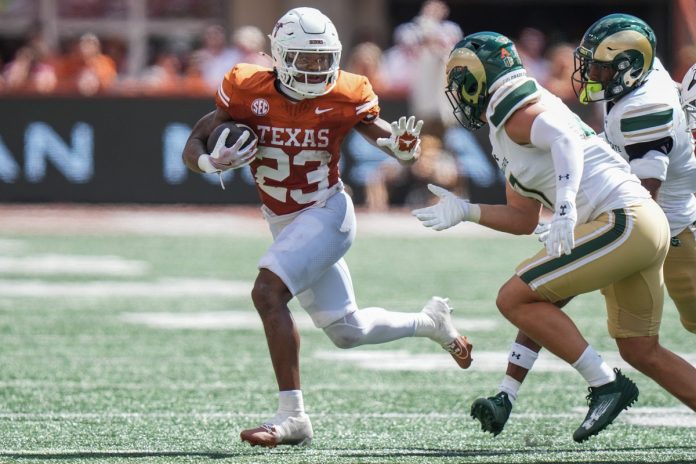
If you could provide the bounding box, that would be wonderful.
[216,63,380,215]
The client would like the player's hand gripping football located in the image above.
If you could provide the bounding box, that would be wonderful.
[208,128,258,171]
[545,200,577,257]
[412,184,472,231]
[376,115,424,161]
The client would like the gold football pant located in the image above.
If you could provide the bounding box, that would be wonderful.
[516,200,670,338]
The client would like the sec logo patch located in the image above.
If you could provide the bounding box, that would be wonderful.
[251,98,269,116]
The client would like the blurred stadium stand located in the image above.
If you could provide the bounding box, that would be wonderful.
[0,0,694,206]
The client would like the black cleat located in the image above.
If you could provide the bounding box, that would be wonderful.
[470,391,512,436]
[573,368,638,443]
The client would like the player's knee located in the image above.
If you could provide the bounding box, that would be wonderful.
[251,271,291,318]
[679,316,696,334]
[323,323,363,349]
[616,338,660,371]
[496,283,518,319]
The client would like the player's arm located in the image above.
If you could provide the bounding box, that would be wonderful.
[182,108,234,173]
[507,102,583,257]
[624,138,672,200]
[480,183,543,235]
[411,181,542,234]
[354,116,423,164]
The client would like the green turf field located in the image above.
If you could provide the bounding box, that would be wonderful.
[0,228,695,463]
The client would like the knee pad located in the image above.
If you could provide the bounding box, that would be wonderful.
[323,316,365,349]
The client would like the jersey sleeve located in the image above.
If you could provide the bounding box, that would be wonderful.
[619,103,675,146]
[215,65,239,111]
[354,76,380,124]
[487,77,542,130]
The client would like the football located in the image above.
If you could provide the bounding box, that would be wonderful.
[206,122,257,153]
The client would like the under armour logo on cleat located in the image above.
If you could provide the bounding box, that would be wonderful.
[559,174,570,181]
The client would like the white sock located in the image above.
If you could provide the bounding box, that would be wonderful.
[571,346,616,387]
[499,375,521,402]
[278,390,305,416]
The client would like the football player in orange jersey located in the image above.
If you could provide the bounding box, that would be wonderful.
[182,7,472,448]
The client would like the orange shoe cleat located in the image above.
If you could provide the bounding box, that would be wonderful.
[240,413,313,448]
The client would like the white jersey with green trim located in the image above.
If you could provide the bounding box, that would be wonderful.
[486,76,649,226]
[602,58,696,236]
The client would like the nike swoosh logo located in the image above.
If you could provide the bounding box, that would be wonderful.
[315,107,333,115]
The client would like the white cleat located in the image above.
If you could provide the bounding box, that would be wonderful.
[240,412,313,448]
[421,296,473,369]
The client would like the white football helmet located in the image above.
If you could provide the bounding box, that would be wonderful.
[269,7,342,98]
[681,62,696,131]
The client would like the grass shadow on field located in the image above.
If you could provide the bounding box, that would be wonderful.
[337,445,696,463]
[0,451,243,460]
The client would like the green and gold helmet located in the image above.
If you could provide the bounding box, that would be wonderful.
[445,32,525,130]
[572,13,656,103]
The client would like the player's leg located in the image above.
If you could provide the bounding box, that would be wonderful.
[498,207,668,441]
[240,267,312,448]
[663,225,696,334]
[314,259,472,368]
[607,230,696,411]
[470,331,540,436]
[239,192,358,448]
[616,335,696,411]
[471,296,573,435]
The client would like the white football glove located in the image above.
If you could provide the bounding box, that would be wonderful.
[208,129,258,170]
[412,184,471,231]
[534,221,550,243]
[545,200,577,257]
[376,115,424,161]
[200,128,259,189]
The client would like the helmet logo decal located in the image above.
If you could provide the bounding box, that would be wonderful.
[500,48,514,67]
[272,21,290,38]
[251,98,270,116]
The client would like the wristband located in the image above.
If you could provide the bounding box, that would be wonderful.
[468,203,481,223]
[197,154,219,173]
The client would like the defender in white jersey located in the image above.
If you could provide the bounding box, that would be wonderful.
[681,62,696,142]
[470,15,696,440]
[413,30,696,442]
[182,7,472,448]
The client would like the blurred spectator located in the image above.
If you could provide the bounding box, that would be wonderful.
[138,51,183,95]
[232,25,271,67]
[380,23,422,98]
[405,134,459,206]
[361,134,459,211]
[181,50,213,96]
[3,46,57,94]
[675,45,696,82]
[54,33,117,95]
[198,24,240,90]
[544,43,575,101]
[407,0,463,132]
[515,27,549,83]
[344,41,387,95]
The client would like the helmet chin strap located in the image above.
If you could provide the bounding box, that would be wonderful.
[277,80,312,101]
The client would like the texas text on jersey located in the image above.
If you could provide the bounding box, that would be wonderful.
[216,63,379,215]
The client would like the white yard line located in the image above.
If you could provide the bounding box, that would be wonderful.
[0,254,149,276]
[0,205,511,238]
[0,278,251,298]
[314,349,696,373]
[120,311,498,331]
[0,408,692,427]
